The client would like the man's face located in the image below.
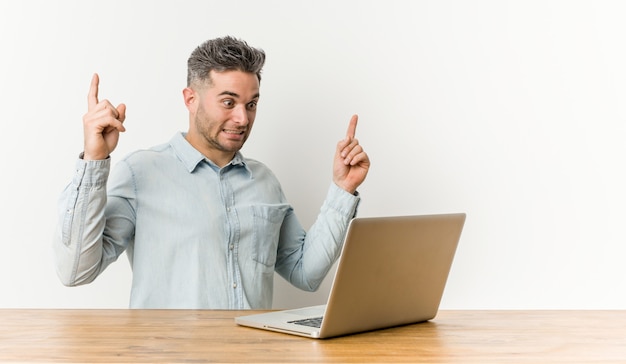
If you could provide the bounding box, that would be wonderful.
[185,70,260,166]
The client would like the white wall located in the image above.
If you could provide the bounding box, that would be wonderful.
[1,0,625,309]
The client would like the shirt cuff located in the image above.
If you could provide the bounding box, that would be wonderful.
[72,156,111,189]
[323,183,361,218]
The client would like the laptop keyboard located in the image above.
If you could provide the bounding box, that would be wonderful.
[288,316,323,328]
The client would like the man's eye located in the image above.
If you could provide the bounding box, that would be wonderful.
[247,101,258,110]
[223,99,234,107]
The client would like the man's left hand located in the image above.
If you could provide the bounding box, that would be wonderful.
[333,114,370,194]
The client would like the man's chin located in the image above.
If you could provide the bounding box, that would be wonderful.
[219,141,245,153]
[222,135,247,147]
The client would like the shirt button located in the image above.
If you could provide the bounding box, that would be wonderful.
[233,283,238,288]
[229,244,234,250]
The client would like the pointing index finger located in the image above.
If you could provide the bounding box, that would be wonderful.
[346,114,358,140]
[88,73,99,110]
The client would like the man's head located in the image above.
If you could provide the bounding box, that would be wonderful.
[183,37,265,167]
[187,36,266,88]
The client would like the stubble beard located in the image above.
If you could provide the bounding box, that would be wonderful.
[194,110,246,155]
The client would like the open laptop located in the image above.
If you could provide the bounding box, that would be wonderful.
[235,213,466,339]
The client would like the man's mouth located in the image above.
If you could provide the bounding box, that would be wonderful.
[223,129,245,135]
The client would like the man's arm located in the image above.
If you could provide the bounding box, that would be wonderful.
[53,74,129,286]
[275,115,368,290]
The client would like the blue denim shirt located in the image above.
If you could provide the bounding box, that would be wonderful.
[54,132,360,309]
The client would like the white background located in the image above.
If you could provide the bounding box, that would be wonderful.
[1,0,625,309]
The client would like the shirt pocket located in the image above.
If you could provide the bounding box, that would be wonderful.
[251,204,289,268]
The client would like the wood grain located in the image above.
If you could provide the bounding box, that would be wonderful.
[0,309,624,363]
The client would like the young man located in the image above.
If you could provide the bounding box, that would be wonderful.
[54,36,370,309]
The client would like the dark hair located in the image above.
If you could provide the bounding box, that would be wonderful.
[187,36,266,87]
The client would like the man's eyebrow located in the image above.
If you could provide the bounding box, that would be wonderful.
[218,91,260,99]
[218,91,239,98]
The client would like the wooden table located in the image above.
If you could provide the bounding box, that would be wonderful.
[0,309,624,363]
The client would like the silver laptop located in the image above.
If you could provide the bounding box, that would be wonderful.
[236,213,466,339]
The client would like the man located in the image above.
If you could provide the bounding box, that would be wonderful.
[54,36,370,309]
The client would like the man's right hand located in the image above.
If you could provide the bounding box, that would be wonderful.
[82,73,127,160]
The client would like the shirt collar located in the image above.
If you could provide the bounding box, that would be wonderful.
[169,132,251,175]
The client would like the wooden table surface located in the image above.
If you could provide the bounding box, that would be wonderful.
[0,309,625,363]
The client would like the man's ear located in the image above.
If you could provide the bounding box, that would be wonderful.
[182,87,197,112]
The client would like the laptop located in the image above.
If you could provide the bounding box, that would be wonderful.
[235,213,466,339]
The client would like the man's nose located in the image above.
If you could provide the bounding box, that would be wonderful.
[232,105,249,124]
